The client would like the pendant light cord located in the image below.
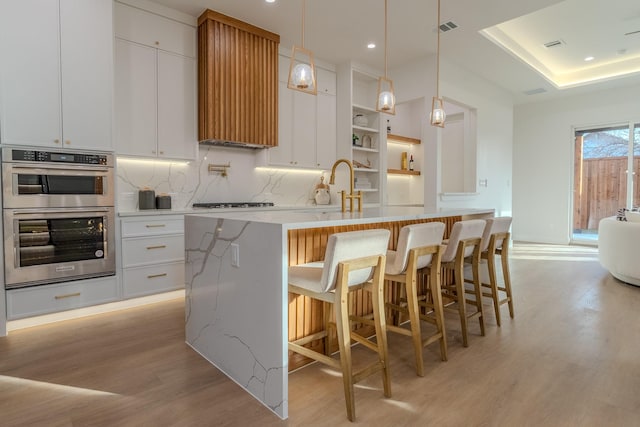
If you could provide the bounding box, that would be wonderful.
[436,0,440,98]
[301,0,306,48]
[384,0,388,78]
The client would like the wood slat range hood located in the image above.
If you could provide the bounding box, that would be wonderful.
[197,9,280,149]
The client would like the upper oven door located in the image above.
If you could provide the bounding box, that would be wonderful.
[2,162,114,208]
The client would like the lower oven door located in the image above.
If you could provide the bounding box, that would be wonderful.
[3,207,116,289]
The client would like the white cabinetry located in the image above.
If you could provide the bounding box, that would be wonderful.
[0,0,113,150]
[120,215,185,298]
[114,2,197,160]
[267,55,336,169]
[6,276,118,320]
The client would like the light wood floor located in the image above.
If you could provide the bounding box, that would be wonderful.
[1,243,639,426]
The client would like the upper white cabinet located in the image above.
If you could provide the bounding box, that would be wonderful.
[114,2,197,160]
[0,0,113,150]
[268,54,337,169]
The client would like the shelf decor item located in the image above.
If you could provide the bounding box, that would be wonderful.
[353,114,368,127]
[287,0,317,95]
[430,0,446,127]
[353,134,362,146]
[362,134,372,148]
[375,0,396,115]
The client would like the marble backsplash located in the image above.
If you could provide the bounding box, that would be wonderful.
[116,146,346,211]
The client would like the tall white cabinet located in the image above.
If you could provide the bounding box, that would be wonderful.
[0,0,113,150]
[114,2,197,160]
[266,54,337,169]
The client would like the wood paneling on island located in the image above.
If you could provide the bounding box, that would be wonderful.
[287,216,460,370]
[197,10,279,147]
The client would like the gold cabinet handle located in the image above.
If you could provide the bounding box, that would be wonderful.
[145,224,166,228]
[54,139,60,144]
[146,245,166,250]
[147,273,167,279]
[55,292,81,300]
[65,140,71,145]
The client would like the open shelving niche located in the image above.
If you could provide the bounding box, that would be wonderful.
[337,63,387,207]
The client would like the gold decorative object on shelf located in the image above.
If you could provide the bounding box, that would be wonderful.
[401,152,408,170]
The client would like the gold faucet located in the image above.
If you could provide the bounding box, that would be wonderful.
[329,158,362,212]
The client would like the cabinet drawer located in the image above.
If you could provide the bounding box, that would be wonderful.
[123,262,184,298]
[121,216,184,237]
[7,276,118,320]
[114,3,196,58]
[122,235,184,267]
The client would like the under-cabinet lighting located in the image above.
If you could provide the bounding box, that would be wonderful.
[367,43,376,49]
[584,56,594,62]
[117,157,191,166]
[255,167,328,175]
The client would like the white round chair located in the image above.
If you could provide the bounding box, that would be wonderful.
[598,216,640,286]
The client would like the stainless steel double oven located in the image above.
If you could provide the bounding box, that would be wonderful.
[2,147,115,289]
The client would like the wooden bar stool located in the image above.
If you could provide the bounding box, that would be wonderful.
[474,217,514,326]
[288,229,391,422]
[440,219,486,347]
[384,222,446,377]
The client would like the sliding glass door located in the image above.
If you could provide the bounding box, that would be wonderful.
[572,122,640,242]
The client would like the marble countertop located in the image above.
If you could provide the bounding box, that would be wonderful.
[117,204,344,217]
[186,206,494,229]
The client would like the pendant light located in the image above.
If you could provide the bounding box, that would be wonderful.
[376,0,395,114]
[430,0,445,127]
[287,0,317,95]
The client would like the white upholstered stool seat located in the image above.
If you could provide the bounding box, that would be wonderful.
[288,229,391,422]
[440,219,486,347]
[384,222,446,377]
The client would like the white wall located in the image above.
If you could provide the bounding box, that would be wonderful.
[513,85,640,244]
[391,57,514,215]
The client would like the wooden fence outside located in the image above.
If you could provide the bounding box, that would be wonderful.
[573,156,640,230]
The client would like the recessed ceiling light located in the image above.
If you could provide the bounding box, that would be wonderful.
[584,56,594,62]
[265,0,275,3]
[367,43,376,49]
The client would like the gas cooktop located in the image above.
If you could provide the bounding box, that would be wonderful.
[192,202,275,209]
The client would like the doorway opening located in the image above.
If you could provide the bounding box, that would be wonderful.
[572,123,640,243]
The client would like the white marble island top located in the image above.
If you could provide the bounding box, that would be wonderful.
[186,206,494,228]
[184,207,493,420]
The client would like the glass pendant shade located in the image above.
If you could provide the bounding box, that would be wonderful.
[376,77,396,114]
[430,96,446,127]
[287,47,317,95]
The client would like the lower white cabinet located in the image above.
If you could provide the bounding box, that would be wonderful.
[120,215,185,298]
[6,276,119,320]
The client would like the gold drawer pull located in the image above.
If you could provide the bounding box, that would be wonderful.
[55,292,81,300]
[146,245,167,250]
[147,273,167,279]
[145,224,166,228]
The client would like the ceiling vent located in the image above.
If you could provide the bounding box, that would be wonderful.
[439,21,458,32]
[523,88,547,96]
[544,40,564,48]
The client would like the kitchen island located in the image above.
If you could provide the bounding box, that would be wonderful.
[184,207,493,419]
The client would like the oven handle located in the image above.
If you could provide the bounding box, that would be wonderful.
[10,207,112,215]
[8,164,110,173]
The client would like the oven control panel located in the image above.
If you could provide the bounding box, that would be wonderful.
[8,149,112,166]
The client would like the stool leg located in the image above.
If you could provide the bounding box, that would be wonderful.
[323,301,333,355]
[501,249,515,319]
[486,251,501,327]
[334,278,356,421]
[454,258,469,347]
[405,269,424,377]
[472,250,485,336]
[428,265,447,361]
[371,265,392,397]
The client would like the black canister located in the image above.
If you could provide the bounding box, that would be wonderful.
[138,188,156,210]
[156,194,172,209]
